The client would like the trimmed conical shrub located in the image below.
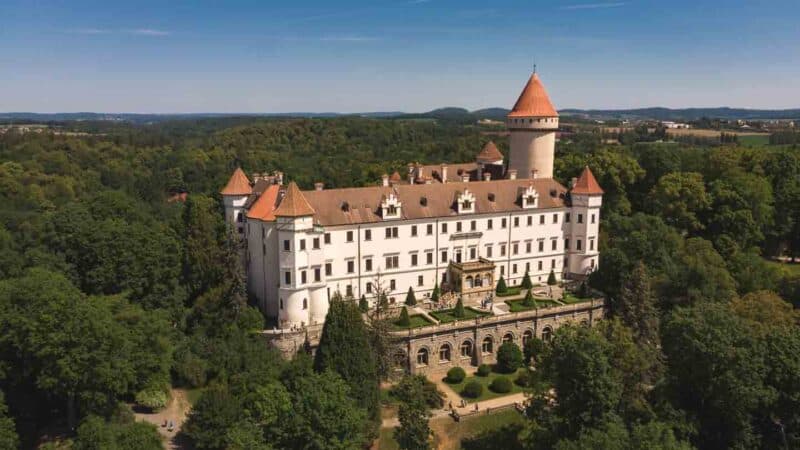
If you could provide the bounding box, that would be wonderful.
[431,283,440,303]
[453,297,465,318]
[521,271,533,290]
[496,276,508,294]
[359,294,369,313]
[523,290,536,308]
[547,269,557,286]
[398,306,410,327]
[405,286,417,306]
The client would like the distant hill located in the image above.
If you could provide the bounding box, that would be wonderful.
[558,107,800,121]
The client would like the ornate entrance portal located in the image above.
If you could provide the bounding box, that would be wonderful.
[448,257,495,303]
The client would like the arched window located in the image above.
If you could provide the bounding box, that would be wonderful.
[502,333,514,344]
[416,348,429,366]
[466,276,474,289]
[460,340,473,358]
[439,343,451,362]
[522,330,533,345]
[542,326,553,342]
[482,336,493,354]
[303,298,308,310]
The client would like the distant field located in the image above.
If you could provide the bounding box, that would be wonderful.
[665,128,769,138]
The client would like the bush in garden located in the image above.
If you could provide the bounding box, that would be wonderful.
[490,376,512,393]
[446,367,466,384]
[476,364,491,377]
[462,381,483,398]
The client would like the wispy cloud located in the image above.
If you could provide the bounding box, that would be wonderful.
[127,28,170,36]
[67,28,109,35]
[561,2,626,10]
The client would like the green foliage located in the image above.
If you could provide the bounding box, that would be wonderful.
[649,171,710,232]
[615,261,660,348]
[521,271,533,290]
[134,385,168,411]
[453,298,465,318]
[431,283,440,303]
[73,415,163,450]
[0,392,19,450]
[523,337,547,366]
[476,364,491,377]
[522,290,535,308]
[405,287,417,306]
[496,342,524,373]
[446,367,467,384]
[359,294,369,313]
[393,375,434,450]
[496,276,508,294]
[489,376,512,394]
[462,381,484,399]
[547,270,557,286]
[398,306,411,327]
[390,375,444,409]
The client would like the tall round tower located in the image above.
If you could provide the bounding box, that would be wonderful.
[506,72,559,179]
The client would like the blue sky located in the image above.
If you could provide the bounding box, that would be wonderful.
[2,0,799,113]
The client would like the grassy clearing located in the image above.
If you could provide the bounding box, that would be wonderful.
[445,368,525,403]
[391,314,435,330]
[505,299,559,312]
[764,259,800,277]
[431,307,490,323]
[738,134,771,146]
[559,293,594,305]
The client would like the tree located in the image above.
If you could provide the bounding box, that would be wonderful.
[314,293,380,428]
[521,271,533,290]
[496,276,508,294]
[615,261,659,348]
[398,306,411,327]
[359,294,369,313]
[547,270,557,286]
[393,375,433,450]
[431,282,440,303]
[730,290,798,333]
[406,287,417,306]
[523,290,536,308]
[184,385,243,449]
[390,375,444,409]
[453,297,465,318]
[649,172,710,233]
[73,415,163,450]
[446,367,466,384]
[666,237,736,305]
[496,342,524,373]
[0,392,18,450]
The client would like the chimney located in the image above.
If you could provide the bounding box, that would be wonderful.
[571,177,578,188]
[441,164,448,184]
[508,169,518,180]
[416,164,424,180]
[483,172,492,181]
[381,174,389,187]
[314,182,324,191]
[408,163,415,185]
[275,171,284,185]
[531,169,539,179]
[461,173,470,183]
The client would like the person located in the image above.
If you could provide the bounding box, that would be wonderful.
[474,403,479,412]
[449,401,453,411]
[167,420,174,432]
[161,419,167,427]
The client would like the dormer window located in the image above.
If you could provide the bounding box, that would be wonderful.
[521,185,539,209]
[381,192,402,220]
[457,189,476,214]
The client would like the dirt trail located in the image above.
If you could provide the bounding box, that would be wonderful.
[133,389,192,449]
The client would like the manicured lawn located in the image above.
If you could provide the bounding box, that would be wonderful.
[445,368,525,403]
[559,293,594,304]
[505,299,559,312]
[495,287,522,297]
[391,314,434,330]
[431,307,490,323]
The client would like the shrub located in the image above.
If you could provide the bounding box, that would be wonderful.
[476,364,491,377]
[431,283,440,303]
[446,367,466,384]
[522,290,535,308]
[135,385,169,411]
[453,298,465,318]
[490,376,512,393]
[390,375,444,408]
[579,281,590,298]
[397,307,410,327]
[495,276,508,294]
[359,295,369,313]
[521,271,533,290]
[405,287,417,306]
[524,337,547,366]
[462,381,483,398]
[515,370,534,387]
[547,270,557,286]
[496,342,523,373]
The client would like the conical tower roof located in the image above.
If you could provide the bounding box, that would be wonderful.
[220,167,253,196]
[571,166,604,195]
[477,141,504,162]
[274,182,316,217]
[508,73,558,118]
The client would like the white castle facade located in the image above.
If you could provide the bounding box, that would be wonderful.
[221,72,604,330]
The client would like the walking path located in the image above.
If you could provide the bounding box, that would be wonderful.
[133,389,192,449]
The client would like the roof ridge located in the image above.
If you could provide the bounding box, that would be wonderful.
[220,167,253,196]
[274,182,316,217]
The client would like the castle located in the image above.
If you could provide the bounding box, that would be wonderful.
[221,71,603,332]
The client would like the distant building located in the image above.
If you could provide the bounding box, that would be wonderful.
[661,121,690,129]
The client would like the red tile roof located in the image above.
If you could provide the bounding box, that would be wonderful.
[220,167,253,196]
[476,141,504,162]
[246,184,281,221]
[508,73,558,118]
[571,166,604,195]
[274,182,316,217]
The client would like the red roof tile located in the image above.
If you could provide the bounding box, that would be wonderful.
[508,73,558,118]
[246,184,281,221]
[571,166,604,195]
[477,141,504,162]
[274,182,316,217]
[220,167,253,196]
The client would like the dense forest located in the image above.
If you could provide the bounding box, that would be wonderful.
[0,116,799,449]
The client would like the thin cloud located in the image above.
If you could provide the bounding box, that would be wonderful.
[67,28,109,35]
[320,35,380,42]
[561,2,626,10]
[127,28,171,36]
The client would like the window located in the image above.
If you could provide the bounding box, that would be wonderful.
[441,250,448,263]
[441,223,448,234]
[539,215,545,225]
[299,239,306,251]
[426,252,433,265]
[553,213,558,224]
[565,213,571,223]
[551,259,556,269]
[461,341,472,357]
[313,237,320,249]
[439,344,451,362]
[514,217,519,227]
[366,282,372,294]
[461,199,472,210]
[347,260,355,273]
[387,204,397,216]
[314,267,321,282]
[324,233,331,244]
[527,216,533,226]
[365,229,372,241]
[325,263,332,276]
[303,298,308,310]
[482,337,493,354]
[500,244,506,256]
[538,241,544,252]
[486,245,493,258]
[284,271,291,285]
[577,239,583,251]
[552,240,557,251]
[542,326,553,342]
[456,222,462,232]
[280,298,283,310]
[513,264,518,274]
[455,249,462,263]
[592,213,596,224]
[590,239,595,251]
[418,275,424,286]
[513,243,519,255]
[500,266,505,276]
[301,270,307,284]
[470,220,477,231]
[411,225,418,236]
[346,285,353,297]
[565,239,570,250]
[385,255,399,269]
[411,253,418,266]
[578,214,584,224]
[487,219,493,230]
[523,330,533,345]
[470,247,477,260]
[427,224,433,235]
[526,241,532,253]
[384,227,398,239]
[503,333,513,344]
[283,240,290,251]
[347,231,354,242]
[538,261,543,271]
[390,279,396,291]
[416,348,429,366]
[501,218,507,228]
[365,258,373,272]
